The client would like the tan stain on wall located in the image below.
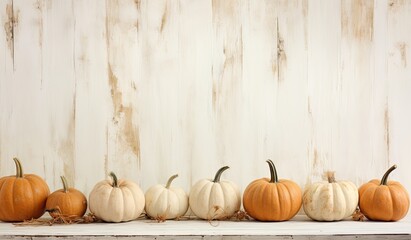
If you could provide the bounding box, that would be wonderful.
[211,0,243,111]
[134,0,140,10]
[35,0,44,48]
[105,127,109,174]
[302,0,308,49]
[388,0,407,12]
[122,107,141,160]
[58,101,76,187]
[341,0,374,42]
[107,65,141,163]
[384,104,390,161]
[108,65,122,118]
[313,148,319,167]
[212,72,217,111]
[276,18,286,82]
[4,3,19,65]
[159,1,168,33]
[397,42,407,67]
[134,0,141,31]
[105,0,141,169]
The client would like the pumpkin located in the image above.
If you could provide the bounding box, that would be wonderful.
[145,174,188,220]
[243,159,302,221]
[45,176,87,218]
[89,172,145,222]
[0,158,50,222]
[189,166,240,220]
[359,165,409,221]
[302,171,358,221]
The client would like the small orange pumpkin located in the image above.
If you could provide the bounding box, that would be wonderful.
[46,176,87,218]
[243,159,302,221]
[0,158,50,222]
[359,165,410,221]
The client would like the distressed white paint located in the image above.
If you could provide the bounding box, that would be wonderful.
[1,0,411,219]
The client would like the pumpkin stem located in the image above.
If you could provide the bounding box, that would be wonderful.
[165,174,178,189]
[266,159,278,183]
[380,165,397,185]
[326,171,336,183]
[213,166,229,183]
[109,172,119,188]
[13,157,23,178]
[60,176,69,193]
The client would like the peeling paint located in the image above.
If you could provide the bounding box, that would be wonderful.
[276,18,286,82]
[105,0,141,170]
[341,0,374,41]
[4,3,18,66]
[35,0,44,48]
[107,64,141,165]
[397,42,407,67]
[107,65,123,120]
[122,107,141,159]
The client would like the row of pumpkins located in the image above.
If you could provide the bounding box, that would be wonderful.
[0,158,409,223]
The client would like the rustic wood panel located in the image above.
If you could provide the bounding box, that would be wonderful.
[1,216,411,238]
[1,0,410,215]
[387,0,411,194]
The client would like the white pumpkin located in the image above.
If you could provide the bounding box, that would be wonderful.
[189,166,241,220]
[89,172,145,222]
[303,171,359,221]
[145,174,188,220]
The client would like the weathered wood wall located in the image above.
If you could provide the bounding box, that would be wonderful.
[1,0,410,210]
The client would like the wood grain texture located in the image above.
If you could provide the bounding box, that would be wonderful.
[1,215,411,237]
[0,0,411,218]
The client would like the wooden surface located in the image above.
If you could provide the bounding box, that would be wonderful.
[0,216,411,239]
[1,0,411,218]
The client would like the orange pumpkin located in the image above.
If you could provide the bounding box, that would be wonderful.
[46,176,87,218]
[359,165,409,221]
[0,158,50,222]
[243,159,302,221]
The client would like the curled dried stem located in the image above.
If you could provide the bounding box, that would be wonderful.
[352,207,366,221]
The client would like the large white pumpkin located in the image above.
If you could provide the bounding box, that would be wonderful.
[189,166,241,220]
[145,174,188,220]
[89,172,145,222]
[303,171,358,221]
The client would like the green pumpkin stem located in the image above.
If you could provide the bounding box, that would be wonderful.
[380,165,397,185]
[13,157,23,178]
[165,174,179,188]
[213,166,229,183]
[266,159,278,183]
[60,176,69,193]
[109,172,119,188]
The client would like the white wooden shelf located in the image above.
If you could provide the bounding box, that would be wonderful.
[0,215,410,239]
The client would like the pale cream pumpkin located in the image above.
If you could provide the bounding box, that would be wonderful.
[189,166,240,220]
[89,172,145,222]
[303,171,358,221]
[145,174,188,220]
